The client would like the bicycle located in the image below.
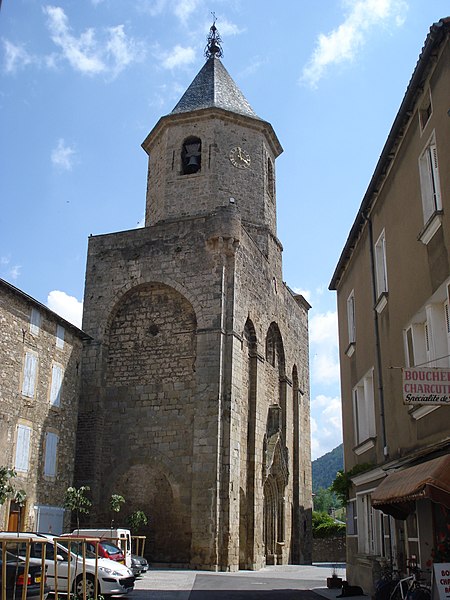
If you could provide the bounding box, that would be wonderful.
[389,567,431,600]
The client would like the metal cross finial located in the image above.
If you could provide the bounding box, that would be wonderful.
[205,14,223,59]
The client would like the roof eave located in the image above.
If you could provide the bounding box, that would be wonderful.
[329,17,450,291]
[142,106,283,158]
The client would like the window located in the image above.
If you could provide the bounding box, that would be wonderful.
[375,231,388,298]
[44,432,58,477]
[405,301,450,368]
[267,157,275,199]
[353,370,376,447]
[347,290,356,344]
[22,352,38,398]
[266,330,276,367]
[56,325,65,349]
[181,137,201,174]
[419,133,442,223]
[419,92,432,131]
[30,308,41,336]
[357,492,383,555]
[347,499,357,536]
[15,424,31,472]
[50,363,63,407]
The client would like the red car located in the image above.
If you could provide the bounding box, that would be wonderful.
[61,535,126,565]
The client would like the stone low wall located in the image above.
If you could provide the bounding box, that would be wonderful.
[312,536,346,563]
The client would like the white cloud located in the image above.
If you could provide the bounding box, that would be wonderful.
[309,310,338,345]
[3,40,34,73]
[136,0,169,18]
[310,309,340,385]
[161,45,196,70]
[47,290,83,328]
[301,0,408,88]
[174,0,201,24]
[43,5,144,77]
[0,256,22,281]
[293,288,312,303]
[51,138,76,170]
[212,18,244,37]
[311,394,343,459]
[136,0,199,23]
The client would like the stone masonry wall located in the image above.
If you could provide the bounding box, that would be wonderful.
[0,281,84,532]
[144,112,278,244]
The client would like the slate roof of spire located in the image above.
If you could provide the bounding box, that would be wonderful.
[171,55,259,119]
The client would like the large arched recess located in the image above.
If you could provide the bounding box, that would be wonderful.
[99,282,197,564]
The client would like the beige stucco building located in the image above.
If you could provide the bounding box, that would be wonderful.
[330,18,450,594]
[75,27,312,570]
[0,278,86,534]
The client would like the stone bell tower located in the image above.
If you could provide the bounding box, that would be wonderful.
[76,22,312,571]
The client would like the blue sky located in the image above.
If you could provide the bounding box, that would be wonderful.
[1,0,448,460]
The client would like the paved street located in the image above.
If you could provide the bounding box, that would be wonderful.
[132,563,355,600]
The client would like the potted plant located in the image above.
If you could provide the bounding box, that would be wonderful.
[327,565,343,589]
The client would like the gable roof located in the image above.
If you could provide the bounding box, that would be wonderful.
[329,17,450,291]
[171,55,259,119]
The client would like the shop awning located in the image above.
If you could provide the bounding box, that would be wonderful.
[371,454,450,519]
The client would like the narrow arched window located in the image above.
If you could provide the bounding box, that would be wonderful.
[267,157,275,199]
[181,137,201,175]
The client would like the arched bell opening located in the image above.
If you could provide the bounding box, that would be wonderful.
[181,136,202,175]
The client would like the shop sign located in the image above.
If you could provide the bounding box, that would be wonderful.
[433,564,450,600]
[402,368,450,405]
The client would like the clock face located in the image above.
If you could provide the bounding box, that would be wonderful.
[229,146,251,169]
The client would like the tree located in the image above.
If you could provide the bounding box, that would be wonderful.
[331,463,373,505]
[0,467,27,532]
[126,510,148,534]
[0,467,17,506]
[312,511,346,538]
[109,494,125,528]
[64,486,92,533]
[313,486,340,513]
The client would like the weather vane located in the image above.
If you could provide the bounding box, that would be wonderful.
[205,12,223,59]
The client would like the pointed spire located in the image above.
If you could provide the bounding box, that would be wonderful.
[204,14,223,59]
[170,14,258,119]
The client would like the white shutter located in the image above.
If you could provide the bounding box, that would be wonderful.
[44,432,58,477]
[50,364,63,407]
[30,308,41,336]
[430,144,441,210]
[15,425,31,472]
[22,352,38,397]
[347,291,356,343]
[56,325,65,349]
[375,232,388,296]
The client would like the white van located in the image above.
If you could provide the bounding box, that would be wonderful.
[73,528,132,568]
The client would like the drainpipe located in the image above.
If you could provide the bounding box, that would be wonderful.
[362,211,388,458]
[363,210,393,567]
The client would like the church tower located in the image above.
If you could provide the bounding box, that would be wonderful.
[76,23,312,571]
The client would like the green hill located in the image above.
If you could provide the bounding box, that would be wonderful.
[312,444,343,492]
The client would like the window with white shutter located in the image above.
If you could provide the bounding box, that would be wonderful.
[15,424,31,472]
[44,432,58,477]
[30,308,41,336]
[419,133,442,223]
[353,370,376,446]
[347,290,356,344]
[50,364,63,407]
[22,352,38,398]
[375,231,388,297]
[56,325,65,349]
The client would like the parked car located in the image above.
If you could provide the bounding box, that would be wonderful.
[71,529,132,568]
[0,550,48,600]
[1,532,134,597]
[61,535,125,565]
[130,554,148,577]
